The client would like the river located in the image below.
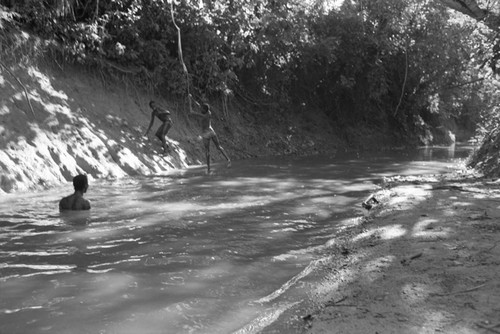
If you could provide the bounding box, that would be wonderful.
[0,145,472,334]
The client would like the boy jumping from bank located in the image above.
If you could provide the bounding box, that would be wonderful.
[144,100,173,153]
[188,94,231,173]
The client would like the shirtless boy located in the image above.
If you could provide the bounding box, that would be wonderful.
[59,174,91,211]
[189,95,231,173]
[144,100,173,153]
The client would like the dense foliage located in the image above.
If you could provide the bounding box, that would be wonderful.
[1,0,499,146]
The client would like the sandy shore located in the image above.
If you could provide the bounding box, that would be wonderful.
[295,172,500,334]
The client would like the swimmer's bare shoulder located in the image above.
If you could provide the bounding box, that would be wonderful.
[59,195,91,211]
[77,197,91,210]
[59,195,71,211]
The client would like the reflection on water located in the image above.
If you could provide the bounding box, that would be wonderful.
[417,144,460,160]
[0,146,471,334]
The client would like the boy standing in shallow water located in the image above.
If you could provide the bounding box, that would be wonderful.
[144,100,173,153]
[59,174,91,211]
[188,94,231,173]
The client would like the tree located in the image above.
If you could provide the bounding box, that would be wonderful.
[2,0,492,147]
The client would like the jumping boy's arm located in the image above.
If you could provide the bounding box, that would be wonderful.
[188,95,203,118]
[144,111,155,136]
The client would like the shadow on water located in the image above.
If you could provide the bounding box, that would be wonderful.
[0,145,472,334]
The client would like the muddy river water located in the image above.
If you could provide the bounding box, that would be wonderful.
[0,145,471,333]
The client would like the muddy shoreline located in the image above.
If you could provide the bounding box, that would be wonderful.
[264,172,500,333]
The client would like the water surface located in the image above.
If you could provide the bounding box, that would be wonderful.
[0,146,471,333]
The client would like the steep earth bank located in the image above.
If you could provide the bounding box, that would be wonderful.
[467,129,500,178]
[0,55,343,193]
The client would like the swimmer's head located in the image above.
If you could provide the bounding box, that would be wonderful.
[73,174,88,192]
[149,100,156,109]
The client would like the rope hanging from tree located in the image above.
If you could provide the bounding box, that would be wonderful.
[170,0,192,111]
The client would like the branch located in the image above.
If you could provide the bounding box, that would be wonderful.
[393,45,408,117]
[170,0,191,110]
[476,322,500,334]
[431,282,487,296]
[440,0,500,32]
[445,77,485,89]
[98,58,148,75]
[440,0,487,19]
[0,61,36,118]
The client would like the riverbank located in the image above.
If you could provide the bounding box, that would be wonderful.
[273,171,500,334]
[0,55,343,193]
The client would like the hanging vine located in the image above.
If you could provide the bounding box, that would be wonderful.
[169,0,192,111]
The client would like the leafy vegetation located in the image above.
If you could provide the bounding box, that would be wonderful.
[1,0,499,148]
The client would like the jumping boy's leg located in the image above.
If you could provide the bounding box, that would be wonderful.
[161,139,168,153]
[204,138,211,173]
[156,123,170,153]
[212,135,231,167]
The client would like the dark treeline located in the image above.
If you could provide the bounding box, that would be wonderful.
[1,0,499,146]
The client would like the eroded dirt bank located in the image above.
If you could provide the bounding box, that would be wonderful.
[0,56,340,193]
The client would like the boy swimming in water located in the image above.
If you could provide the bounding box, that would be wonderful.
[59,174,91,211]
[144,100,173,153]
